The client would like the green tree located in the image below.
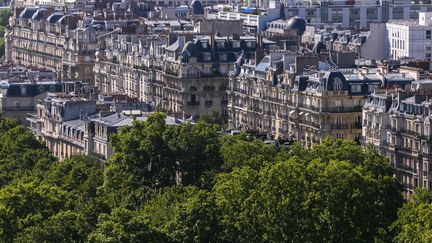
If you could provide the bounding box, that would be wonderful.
[0,9,11,27]
[15,210,86,242]
[44,155,109,236]
[219,135,278,171]
[88,207,164,242]
[164,119,222,186]
[0,121,55,186]
[103,113,176,208]
[103,112,223,208]
[0,181,66,241]
[213,139,403,242]
[392,189,432,242]
[143,186,219,242]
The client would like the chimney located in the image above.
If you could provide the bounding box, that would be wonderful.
[210,34,216,59]
[178,34,186,50]
[255,49,265,64]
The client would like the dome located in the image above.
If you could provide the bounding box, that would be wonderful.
[190,0,204,15]
[286,17,306,36]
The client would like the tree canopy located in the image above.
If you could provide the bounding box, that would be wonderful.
[0,115,416,242]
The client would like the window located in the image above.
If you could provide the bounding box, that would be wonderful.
[368,85,377,93]
[336,116,343,126]
[351,84,361,92]
[203,53,211,61]
[232,41,240,48]
[426,30,431,39]
[334,78,343,91]
[219,54,227,61]
[216,42,225,48]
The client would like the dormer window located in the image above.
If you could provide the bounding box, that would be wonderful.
[351,84,361,93]
[334,77,343,91]
[232,41,240,48]
[202,42,208,48]
[216,42,225,48]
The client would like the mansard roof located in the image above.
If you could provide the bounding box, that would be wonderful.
[47,13,64,23]
[19,8,37,19]
[31,9,46,21]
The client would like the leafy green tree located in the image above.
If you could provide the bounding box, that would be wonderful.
[219,135,277,171]
[103,113,176,208]
[0,181,66,241]
[88,207,165,242]
[103,112,223,208]
[15,210,86,242]
[392,189,432,242]
[44,155,109,236]
[164,120,222,186]
[0,121,55,186]
[213,139,403,242]
[0,9,11,27]
[143,186,219,242]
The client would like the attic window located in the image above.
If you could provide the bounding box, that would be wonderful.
[351,84,361,93]
[20,85,26,96]
[334,78,343,91]
[246,41,254,48]
[216,42,225,48]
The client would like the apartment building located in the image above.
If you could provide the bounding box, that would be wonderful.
[228,52,414,145]
[207,0,432,31]
[363,81,432,199]
[6,8,100,84]
[0,79,79,125]
[386,12,432,60]
[96,31,258,119]
[27,93,157,160]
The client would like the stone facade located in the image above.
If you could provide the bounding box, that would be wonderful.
[363,81,432,199]
[228,54,414,145]
[96,33,258,119]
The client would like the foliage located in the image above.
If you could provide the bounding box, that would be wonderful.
[0,118,55,186]
[88,207,165,242]
[143,186,219,242]
[0,9,11,27]
[0,181,66,241]
[103,112,222,208]
[0,117,409,242]
[213,139,403,242]
[392,189,432,242]
[219,134,278,171]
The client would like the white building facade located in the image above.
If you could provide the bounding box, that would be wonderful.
[386,12,432,60]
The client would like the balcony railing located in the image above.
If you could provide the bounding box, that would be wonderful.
[324,106,363,113]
